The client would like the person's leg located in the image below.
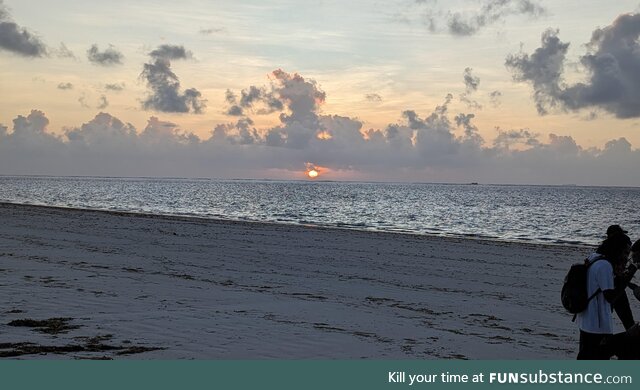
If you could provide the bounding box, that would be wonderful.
[578,331,610,360]
[608,331,640,360]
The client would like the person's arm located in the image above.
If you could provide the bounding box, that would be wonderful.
[628,282,640,302]
[624,263,638,283]
[603,263,638,304]
[613,290,635,330]
[603,286,627,304]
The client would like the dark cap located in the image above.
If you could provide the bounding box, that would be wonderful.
[607,224,628,237]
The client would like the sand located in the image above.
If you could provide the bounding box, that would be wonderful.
[0,202,631,359]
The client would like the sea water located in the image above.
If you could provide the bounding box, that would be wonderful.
[0,175,638,245]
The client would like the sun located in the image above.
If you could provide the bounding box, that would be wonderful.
[307,169,319,178]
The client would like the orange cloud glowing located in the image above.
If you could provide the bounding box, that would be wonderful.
[316,130,332,140]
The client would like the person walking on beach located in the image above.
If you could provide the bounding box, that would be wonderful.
[606,225,636,330]
[595,238,640,360]
[577,233,633,359]
[628,239,640,303]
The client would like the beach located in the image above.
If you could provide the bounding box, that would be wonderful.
[0,202,619,359]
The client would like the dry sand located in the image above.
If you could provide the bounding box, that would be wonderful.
[1,202,631,359]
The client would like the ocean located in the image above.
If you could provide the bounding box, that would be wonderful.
[0,175,638,245]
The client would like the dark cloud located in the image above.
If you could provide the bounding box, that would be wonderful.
[583,111,598,121]
[224,69,326,148]
[87,44,123,66]
[11,110,53,138]
[489,90,502,106]
[2,105,640,184]
[225,89,237,104]
[454,113,484,146]
[460,94,482,110]
[226,105,244,116]
[97,95,109,110]
[447,0,547,36]
[141,44,206,114]
[492,128,540,149]
[410,0,547,36]
[365,93,383,102]
[149,44,191,60]
[105,83,125,92]
[506,13,640,118]
[0,110,68,173]
[505,29,570,115]
[76,93,111,110]
[264,69,327,149]
[224,90,244,116]
[0,0,47,57]
[212,118,259,145]
[57,82,73,90]
[463,67,480,92]
[78,95,89,109]
[224,85,283,116]
[457,68,482,109]
[65,112,136,146]
[2,70,640,185]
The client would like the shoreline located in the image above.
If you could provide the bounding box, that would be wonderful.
[0,201,594,250]
[1,201,625,359]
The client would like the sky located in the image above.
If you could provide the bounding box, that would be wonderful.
[1,0,640,185]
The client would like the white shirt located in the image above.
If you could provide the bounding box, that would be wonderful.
[578,253,615,334]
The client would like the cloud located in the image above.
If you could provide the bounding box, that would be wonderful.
[65,112,136,146]
[2,70,640,185]
[505,29,570,115]
[199,27,225,35]
[212,117,259,145]
[463,67,480,92]
[583,111,598,121]
[411,0,547,36]
[447,0,546,36]
[57,82,73,90]
[224,69,326,149]
[489,90,502,106]
[0,110,68,173]
[224,85,284,116]
[149,44,191,60]
[54,42,75,59]
[492,128,540,149]
[76,94,110,109]
[141,44,206,114]
[105,83,125,92]
[506,13,640,118]
[225,105,243,116]
[459,68,482,109]
[365,93,383,102]
[86,44,123,66]
[97,95,109,109]
[78,95,89,108]
[0,0,47,57]
[460,94,482,110]
[264,69,327,149]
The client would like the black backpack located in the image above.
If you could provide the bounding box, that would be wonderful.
[561,256,605,319]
